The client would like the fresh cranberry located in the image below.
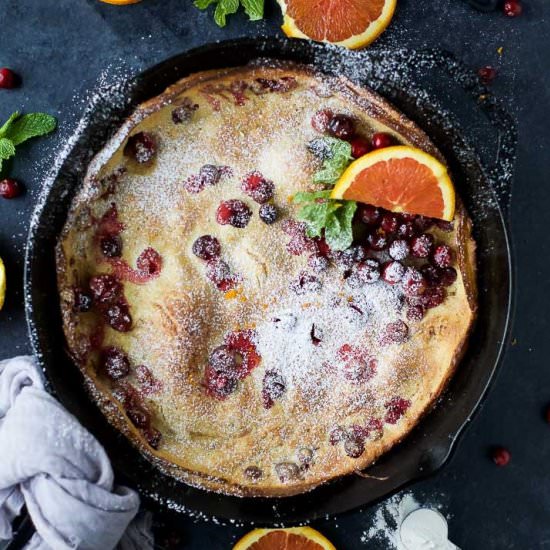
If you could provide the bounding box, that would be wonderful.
[331,249,356,270]
[410,233,434,258]
[259,203,278,224]
[440,267,458,287]
[290,271,322,295]
[89,274,122,303]
[224,329,261,378]
[358,204,381,227]
[327,114,355,140]
[344,434,365,458]
[216,199,252,228]
[503,0,522,16]
[384,396,411,424]
[367,229,389,251]
[100,235,123,258]
[422,286,446,309]
[371,132,394,149]
[389,239,410,261]
[396,221,417,239]
[402,267,427,296]
[381,320,409,345]
[491,446,511,466]
[351,136,371,158]
[171,97,199,123]
[241,172,274,204]
[123,132,156,164]
[315,236,331,257]
[287,233,316,256]
[136,247,162,277]
[407,304,425,321]
[73,288,93,312]
[206,258,235,290]
[414,216,435,232]
[311,109,333,132]
[381,261,405,284]
[192,235,221,261]
[351,245,368,262]
[380,212,400,234]
[0,68,17,89]
[262,371,286,408]
[308,254,329,273]
[126,404,150,429]
[348,259,381,288]
[478,66,497,85]
[432,244,453,268]
[100,347,130,380]
[104,300,132,332]
[143,426,162,449]
[136,365,162,395]
[203,365,238,399]
[0,178,23,199]
[421,264,442,286]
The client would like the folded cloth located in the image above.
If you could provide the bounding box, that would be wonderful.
[0,356,153,550]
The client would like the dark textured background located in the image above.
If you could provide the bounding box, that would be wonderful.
[0,1,549,548]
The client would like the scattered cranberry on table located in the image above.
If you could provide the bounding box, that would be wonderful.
[371,132,394,150]
[478,66,497,85]
[0,178,23,199]
[545,404,550,424]
[0,68,17,89]
[503,0,522,17]
[491,446,511,466]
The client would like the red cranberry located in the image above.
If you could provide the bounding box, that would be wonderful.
[0,178,23,199]
[367,229,389,251]
[329,426,346,445]
[432,244,453,268]
[384,396,411,424]
[371,132,394,149]
[89,274,122,303]
[332,249,356,269]
[262,370,286,409]
[410,233,434,258]
[311,109,333,133]
[241,172,274,204]
[259,203,278,224]
[358,204,381,227]
[290,271,322,295]
[396,221,417,239]
[380,212,400,234]
[171,97,198,123]
[136,247,162,277]
[136,365,162,395]
[348,259,381,288]
[422,286,446,309]
[100,347,130,380]
[421,264,442,286]
[203,365,238,399]
[491,446,511,466]
[104,300,132,332]
[478,66,497,85]
[198,164,222,187]
[351,136,371,158]
[389,239,410,261]
[327,114,355,140]
[341,351,377,383]
[503,0,522,16]
[402,267,427,296]
[407,304,425,321]
[414,216,435,232]
[308,254,329,273]
[315,236,331,257]
[440,267,458,287]
[143,426,162,449]
[0,68,17,89]
[100,235,123,258]
[344,434,365,458]
[382,261,405,284]
[381,320,409,345]
[123,132,157,164]
[209,345,241,376]
[206,258,234,288]
[244,465,263,481]
[216,199,252,228]
[126,404,150,429]
[73,288,93,312]
[435,219,454,232]
[192,235,221,261]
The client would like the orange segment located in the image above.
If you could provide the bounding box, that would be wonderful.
[233,527,337,550]
[331,145,456,221]
[278,0,396,49]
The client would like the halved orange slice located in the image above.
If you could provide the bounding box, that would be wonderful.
[278,0,397,49]
[331,145,456,221]
[233,526,337,550]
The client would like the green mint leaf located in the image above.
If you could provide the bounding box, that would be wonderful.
[241,0,264,20]
[214,0,239,26]
[293,190,332,204]
[324,200,357,251]
[5,113,57,146]
[298,201,341,238]
[194,0,217,8]
[0,112,21,138]
[312,137,353,184]
[0,138,16,161]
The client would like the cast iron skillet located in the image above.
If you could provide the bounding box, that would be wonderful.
[24,38,515,525]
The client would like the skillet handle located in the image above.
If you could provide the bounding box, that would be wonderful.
[5,508,35,550]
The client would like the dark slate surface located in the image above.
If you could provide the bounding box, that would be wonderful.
[0,1,549,548]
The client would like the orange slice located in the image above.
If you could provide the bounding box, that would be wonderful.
[331,145,456,221]
[233,527,337,550]
[99,0,142,4]
[277,0,396,49]
[0,256,5,310]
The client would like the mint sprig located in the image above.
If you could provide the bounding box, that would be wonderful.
[194,0,264,27]
[311,137,353,184]
[0,111,57,173]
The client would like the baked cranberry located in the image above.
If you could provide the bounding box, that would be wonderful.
[407,304,425,321]
[310,324,323,345]
[371,132,394,149]
[384,396,411,424]
[206,258,233,288]
[503,0,522,16]
[104,300,132,332]
[358,204,381,227]
[89,274,122,303]
[290,271,322,295]
[381,320,409,345]
[275,462,301,482]
[136,365,162,395]
[311,109,333,132]
[341,351,377,383]
[100,347,130,380]
[432,244,453,268]
[402,267,427,296]
[410,233,434,258]
[440,267,458,287]
[171,97,199,123]
[100,235,123,258]
[192,235,221,261]
[348,259,380,288]
[126,404,150,429]
[0,178,23,199]
[331,249,356,269]
[137,247,162,277]
[327,114,355,140]
[0,68,17,89]
[396,221,416,239]
[423,286,447,309]
[491,446,511,466]
[73,288,93,312]
[262,371,286,409]
[478,66,497,85]
[143,426,162,449]
[241,171,274,204]
[380,212,400,234]
[351,136,371,158]
[381,261,405,284]
[367,229,389,251]
[123,132,156,164]
[344,434,365,458]
[203,365,237,399]
[389,239,410,261]
[308,253,329,273]
[198,164,222,187]
[216,199,252,228]
[259,203,278,224]
[329,426,346,445]
[209,345,241,376]
[421,264,442,286]
[244,465,263,481]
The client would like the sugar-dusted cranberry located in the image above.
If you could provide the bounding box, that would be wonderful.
[389,239,410,261]
[203,365,238,399]
[351,136,371,158]
[308,253,329,273]
[347,259,380,288]
[290,271,322,295]
[421,264,442,286]
[200,164,222,186]
[283,220,317,255]
[396,221,416,239]
[371,132,394,150]
[143,426,162,449]
[89,274,122,304]
[262,370,286,409]
[435,219,454,232]
[137,247,162,277]
[367,228,389,251]
[0,68,17,89]
[259,203,278,224]
[478,66,497,85]
[209,345,241,376]
[126,404,150,429]
[338,345,377,383]
[440,266,458,287]
[350,244,368,263]
[171,97,199,123]
[327,114,355,140]
[244,465,263,481]
[402,267,427,296]
[104,300,132,332]
[381,261,405,285]
[414,216,435,232]
[407,304,425,321]
[410,233,434,258]
[503,0,522,16]
[381,320,409,345]
[73,288,93,312]
[422,286,446,309]
[344,433,365,458]
[432,244,453,268]
[329,426,346,445]
[0,178,23,199]
[358,204,381,227]
[311,109,333,133]
[216,199,252,228]
[192,235,220,261]
[380,212,400,234]
[100,235,123,258]
[384,396,411,424]
[297,447,314,467]
[275,462,301,483]
[491,446,511,466]
[331,248,356,270]
[123,132,157,164]
[206,258,233,288]
[241,171,274,204]
[307,137,332,159]
[100,347,130,380]
[136,365,162,396]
